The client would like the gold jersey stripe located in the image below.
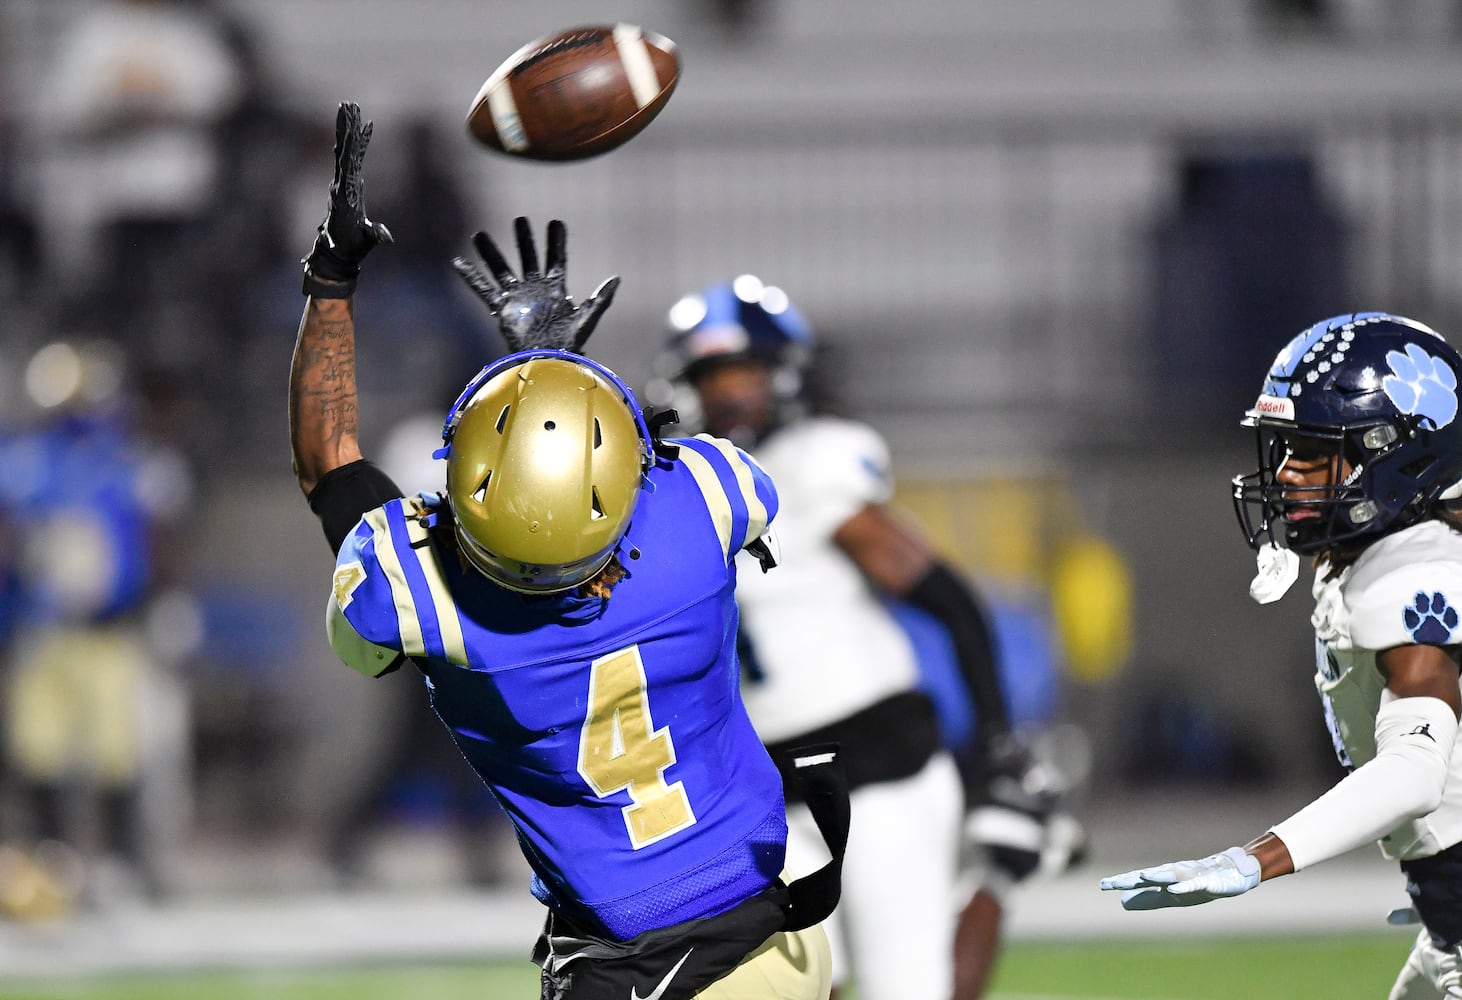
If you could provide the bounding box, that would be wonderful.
[693,434,770,551]
[362,507,427,658]
[401,508,470,666]
[677,445,734,561]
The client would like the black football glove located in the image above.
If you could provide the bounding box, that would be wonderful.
[451,217,620,353]
[963,732,1066,884]
[302,101,394,297]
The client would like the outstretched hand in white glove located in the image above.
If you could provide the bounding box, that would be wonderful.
[1099,846,1260,910]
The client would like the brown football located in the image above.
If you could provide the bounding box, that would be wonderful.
[466,24,680,162]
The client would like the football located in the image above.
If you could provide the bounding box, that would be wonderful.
[466,24,680,162]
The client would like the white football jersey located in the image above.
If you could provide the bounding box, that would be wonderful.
[1310,519,1462,860]
[734,417,921,741]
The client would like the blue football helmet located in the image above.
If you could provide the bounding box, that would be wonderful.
[1233,312,1462,555]
[649,275,814,440]
[660,274,813,379]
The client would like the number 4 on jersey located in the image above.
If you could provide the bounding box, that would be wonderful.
[578,645,698,848]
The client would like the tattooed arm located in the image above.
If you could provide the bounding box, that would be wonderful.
[290,289,404,553]
[290,102,392,504]
[289,294,363,496]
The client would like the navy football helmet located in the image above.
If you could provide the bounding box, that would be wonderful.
[1233,312,1462,555]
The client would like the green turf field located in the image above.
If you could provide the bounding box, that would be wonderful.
[0,932,1414,1000]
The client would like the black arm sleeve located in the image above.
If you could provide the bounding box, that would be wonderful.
[306,459,405,555]
[904,560,1010,740]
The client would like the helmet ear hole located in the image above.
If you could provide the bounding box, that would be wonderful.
[1400,454,1439,481]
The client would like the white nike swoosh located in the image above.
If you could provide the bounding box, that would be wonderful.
[630,947,694,1000]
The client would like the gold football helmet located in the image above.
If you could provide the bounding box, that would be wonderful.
[439,350,653,594]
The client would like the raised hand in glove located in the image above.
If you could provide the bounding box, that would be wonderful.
[963,732,1065,884]
[452,217,620,353]
[1100,846,1260,910]
[302,102,394,297]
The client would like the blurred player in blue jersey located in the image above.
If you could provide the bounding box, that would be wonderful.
[1101,313,1462,1000]
[0,340,195,906]
[287,103,844,1000]
[651,277,1067,1000]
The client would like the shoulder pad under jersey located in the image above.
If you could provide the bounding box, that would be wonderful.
[1345,524,1462,650]
[670,434,779,564]
[328,497,472,670]
[762,417,893,538]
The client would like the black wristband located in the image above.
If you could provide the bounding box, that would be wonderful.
[307,458,404,553]
[302,268,357,298]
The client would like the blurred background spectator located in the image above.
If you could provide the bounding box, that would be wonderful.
[34,0,243,365]
[0,340,198,909]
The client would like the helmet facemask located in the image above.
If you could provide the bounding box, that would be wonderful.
[649,275,813,445]
[1233,409,1462,557]
[682,355,784,449]
[1233,420,1403,555]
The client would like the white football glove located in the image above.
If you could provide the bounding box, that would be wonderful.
[1099,846,1260,910]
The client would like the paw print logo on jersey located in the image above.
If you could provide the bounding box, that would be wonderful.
[1404,591,1460,645]
[1383,343,1459,430]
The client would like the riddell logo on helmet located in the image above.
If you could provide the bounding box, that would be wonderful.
[1250,395,1295,420]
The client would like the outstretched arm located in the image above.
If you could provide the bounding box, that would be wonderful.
[288,101,392,498]
[290,295,363,496]
[835,505,1059,877]
[833,504,1010,736]
[1102,643,1459,910]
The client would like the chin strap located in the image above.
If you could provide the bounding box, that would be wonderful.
[645,406,681,460]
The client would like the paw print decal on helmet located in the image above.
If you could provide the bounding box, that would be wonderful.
[1262,324,1330,397]
[1383,343,1459,430]
[1404,591,1460,645]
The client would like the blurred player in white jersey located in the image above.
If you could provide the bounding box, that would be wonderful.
[652,276,1063,1000]
[1102,313,1462,1000]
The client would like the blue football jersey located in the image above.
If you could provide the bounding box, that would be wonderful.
[328,435,785,939]
[0,415,162,624]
